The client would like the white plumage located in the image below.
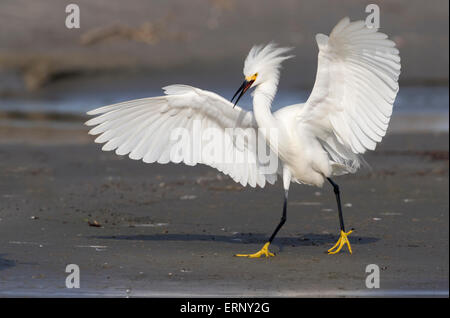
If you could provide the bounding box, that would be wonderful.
[86,17,400,189]
[86,17,401,256]
[86,85,278,188]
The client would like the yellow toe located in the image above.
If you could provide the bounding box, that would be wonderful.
[328,230,353,255]
[235,242,275,258]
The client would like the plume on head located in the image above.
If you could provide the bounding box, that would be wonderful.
[243,43,294,85]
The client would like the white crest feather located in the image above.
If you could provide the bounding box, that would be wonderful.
[243,43,294,79]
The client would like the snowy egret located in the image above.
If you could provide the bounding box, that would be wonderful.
[86,17,401,257]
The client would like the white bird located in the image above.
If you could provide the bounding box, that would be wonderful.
[86,17,401,257]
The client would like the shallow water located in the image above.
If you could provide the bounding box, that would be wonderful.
[0,75,448,132]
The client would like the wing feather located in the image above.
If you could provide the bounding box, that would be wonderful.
[298,17,401,173]
[86,85,278,187]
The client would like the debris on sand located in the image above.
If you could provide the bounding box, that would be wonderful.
[180,268,192,273]
[180,195,197,200]
[9,241,44,247]
[76,245,107,252]
[88,220,102,227]
[381,212,403,216]
[132,223,169,228]
[208,185,242,191]
[290,201,321,206]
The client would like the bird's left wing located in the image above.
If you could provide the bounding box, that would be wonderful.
[298,17,401,155]
[85,85,278,187]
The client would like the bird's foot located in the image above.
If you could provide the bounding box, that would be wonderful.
[235,242,275,258]
[328,230,353,254]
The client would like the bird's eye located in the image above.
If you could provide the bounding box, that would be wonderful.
[249,73,258,81]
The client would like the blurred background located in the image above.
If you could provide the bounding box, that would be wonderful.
[0,0,448,131]
[0,1,448,296]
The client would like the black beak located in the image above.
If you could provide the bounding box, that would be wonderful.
[231,79,254,108]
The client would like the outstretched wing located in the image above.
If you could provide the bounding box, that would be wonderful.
[298,17,401,159]
[85,85,278,187]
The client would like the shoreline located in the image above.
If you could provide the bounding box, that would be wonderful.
[0,126,448,296]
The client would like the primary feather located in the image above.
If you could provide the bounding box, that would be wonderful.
[86,85,278,188]
[298,17,401,168]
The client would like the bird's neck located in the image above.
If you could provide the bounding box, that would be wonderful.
[253,80,278,128]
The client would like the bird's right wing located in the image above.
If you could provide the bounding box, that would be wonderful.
[85,85,278,188]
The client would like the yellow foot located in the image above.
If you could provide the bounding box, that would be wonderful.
[235,242,275,258]
[328,230,353,254]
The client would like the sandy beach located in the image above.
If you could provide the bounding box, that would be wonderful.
[0,123,447,297]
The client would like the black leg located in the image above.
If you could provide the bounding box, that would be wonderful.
[268,190,288,243]
[327,177,346,232]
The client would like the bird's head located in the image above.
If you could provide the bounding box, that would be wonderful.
[231,43,294,107]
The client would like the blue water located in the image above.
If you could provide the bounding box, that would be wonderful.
[0,83,447,114]
[0,76,448,132]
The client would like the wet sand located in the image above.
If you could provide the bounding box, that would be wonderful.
[0,124,448,297]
